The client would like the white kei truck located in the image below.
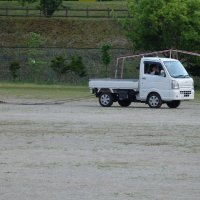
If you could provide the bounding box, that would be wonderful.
[89,56,194,108]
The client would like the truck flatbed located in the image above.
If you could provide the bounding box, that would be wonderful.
[89,78,139,90]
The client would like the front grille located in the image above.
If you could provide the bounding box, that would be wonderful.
[180,91,191,97]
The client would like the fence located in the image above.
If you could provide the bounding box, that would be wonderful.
[0,8,130,18]
[0,47,133,83]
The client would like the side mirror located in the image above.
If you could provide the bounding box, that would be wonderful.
[160,70,166,77]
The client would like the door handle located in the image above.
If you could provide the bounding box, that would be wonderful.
[142,77,146,80]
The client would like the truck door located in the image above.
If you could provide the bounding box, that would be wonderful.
[139,61,170,100]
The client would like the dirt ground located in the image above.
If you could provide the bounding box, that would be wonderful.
[0,99,200,200]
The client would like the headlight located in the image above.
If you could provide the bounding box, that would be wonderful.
[172,80,179,89]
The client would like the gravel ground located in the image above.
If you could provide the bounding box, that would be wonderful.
[0,99,200,200]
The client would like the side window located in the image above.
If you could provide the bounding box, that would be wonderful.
[144,61,164,76]
[144,62,151,74]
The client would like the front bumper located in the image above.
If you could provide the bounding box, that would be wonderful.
[169,89,194,100]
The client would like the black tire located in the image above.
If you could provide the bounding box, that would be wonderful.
[118,99,131,107]
[99,93,113,107]
[166,100,181,108]
[147,92,162,108]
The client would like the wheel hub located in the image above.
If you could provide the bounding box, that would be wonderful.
[100,94,110,105]
[149,96,159,107]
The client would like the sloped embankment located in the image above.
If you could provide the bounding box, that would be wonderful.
[0,17,130,48]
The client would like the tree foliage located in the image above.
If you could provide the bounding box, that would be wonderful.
[40,0,63,17]
[19,0,36,6]
[19,0,62,17]
[101,44,111,77]
[125,0,200,51]
[26,32,47,79]
[26,32,46,48]
[125,0,200,76]
[68,55,87,78]
[50,55,87,82]
[50,56,67,79]
[9,61,21,80]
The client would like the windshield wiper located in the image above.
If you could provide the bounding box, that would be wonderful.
[173,75,190,78]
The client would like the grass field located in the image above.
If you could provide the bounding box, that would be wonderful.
[63,1,127,9]
[0,1,128,9]
[0,1,128,18]
[0,2,128,18]
[195,90,200,101]
[0,83,199,102]
[0,83,89,100]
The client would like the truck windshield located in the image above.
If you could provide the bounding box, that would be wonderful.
[164,61,189,78]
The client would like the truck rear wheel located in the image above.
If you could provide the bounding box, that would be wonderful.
[99,93,113,107]
[166,100,181,108]
[118,99,131,107]
[147,93,162,108]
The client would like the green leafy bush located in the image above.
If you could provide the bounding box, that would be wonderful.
[50,56,68,79]
[101,43,111,77]
[50,55,87,82]
[125,0,200,51]
[9,61,21,80]
[69,55,87,78]
[40,0,63,17]
[193,76,200,90]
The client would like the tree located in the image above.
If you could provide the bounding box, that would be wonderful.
[67,55,87,83]
[19,0,35,5]
[50,55,87,83]
[25,32,47,82]
[69,55,87,78]
[50,56,68,80]
[40,0,63,17]
[26,32,46,48]
[124,0,200,76]
[101,44,111,77]
[19,0,62,17]
[9,61,21,80]
[125,0,200,51]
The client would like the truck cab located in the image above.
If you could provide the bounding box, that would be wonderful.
[138,57,194,108]
[89,56,194,108]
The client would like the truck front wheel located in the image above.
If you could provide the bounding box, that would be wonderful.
[118,99,131,107]
[147,93,162,108]
[99,93,113,107]
[166,100,181,108]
